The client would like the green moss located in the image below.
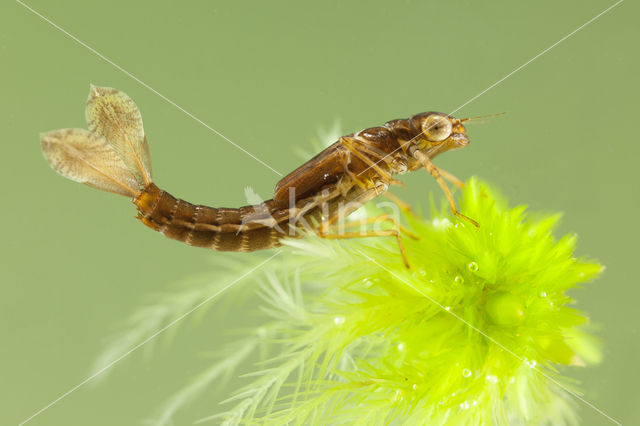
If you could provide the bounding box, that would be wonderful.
[202,178,602,425]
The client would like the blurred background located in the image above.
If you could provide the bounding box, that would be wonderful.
[1,0,638,424]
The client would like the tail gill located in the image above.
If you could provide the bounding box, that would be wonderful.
[41,85,152,198]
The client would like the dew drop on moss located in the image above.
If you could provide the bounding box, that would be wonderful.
[486,374,498,384]
[467,262,479,272]
[412,269,428,279]
[462,368,472,378]
[454,275,464,285]
[333,315,345,326]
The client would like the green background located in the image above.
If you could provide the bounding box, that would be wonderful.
[2,0,638,424]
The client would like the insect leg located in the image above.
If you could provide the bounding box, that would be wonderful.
[320,228,411,268]
[437,168,465,190]
[383,191,415,216]
[341,149,369,192]
[340,137,403,187]
[317,142,395,235]
[322,213,419,240]
[315,181,412,268]
[413,151,479,227]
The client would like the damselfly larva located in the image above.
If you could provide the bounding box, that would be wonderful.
[41,86,475,266]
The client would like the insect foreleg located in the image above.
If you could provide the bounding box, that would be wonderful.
[437,167,466,190]
[412,150,479,228]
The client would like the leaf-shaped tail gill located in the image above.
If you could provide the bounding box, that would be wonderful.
[41,128,141,198]
[85,84,153,186]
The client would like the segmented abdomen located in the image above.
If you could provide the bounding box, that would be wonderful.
[134,183,293,252]
[134,179,376,252]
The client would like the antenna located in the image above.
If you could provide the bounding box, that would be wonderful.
[460,112,507,125]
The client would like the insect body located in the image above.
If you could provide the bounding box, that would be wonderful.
[41,86,474,258]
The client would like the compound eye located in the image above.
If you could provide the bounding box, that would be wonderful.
[422,115,452,142]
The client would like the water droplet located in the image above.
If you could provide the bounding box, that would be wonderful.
[397,342,405,351]
[524,358,537,368]
[412,383,417,390]
[471,400,478,407]
[454,275,464,285]
[429,279,435,284]
[333,315,345,326]
[459,401,470,410]
[485,374,498,384]
[433,218,443,228]
[462,368,472,378]
[539,291,547,298]
[467,262,479,272]
[445,306,451,311]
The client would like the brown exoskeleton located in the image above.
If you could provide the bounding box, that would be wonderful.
[41,85,476,267]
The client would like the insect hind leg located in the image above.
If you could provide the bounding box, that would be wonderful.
[318,220,413,269]
[316,182,415,268]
